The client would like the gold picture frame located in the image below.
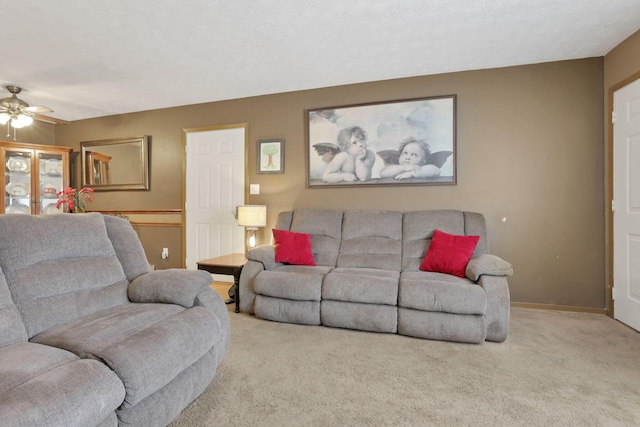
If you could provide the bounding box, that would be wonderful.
[81,135,150,190]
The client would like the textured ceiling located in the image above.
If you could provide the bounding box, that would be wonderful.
[2,0,640,122]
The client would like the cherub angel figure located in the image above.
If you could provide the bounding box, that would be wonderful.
[312,126,375,183]
[378,137,452,180]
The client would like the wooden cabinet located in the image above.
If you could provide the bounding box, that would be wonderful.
[84,151,112,185]
[1,141,72,215]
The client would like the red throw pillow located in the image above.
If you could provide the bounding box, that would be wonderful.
[272,229,316,266]
[419,230,480,278]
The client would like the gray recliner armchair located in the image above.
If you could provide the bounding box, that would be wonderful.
[0,213,230,427]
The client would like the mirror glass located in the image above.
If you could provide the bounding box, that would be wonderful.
[81,136,149,190]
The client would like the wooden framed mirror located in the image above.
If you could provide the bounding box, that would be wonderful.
[81,136,149,190]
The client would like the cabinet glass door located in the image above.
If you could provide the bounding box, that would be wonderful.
[37,151,65,214]
[4,149,33,214]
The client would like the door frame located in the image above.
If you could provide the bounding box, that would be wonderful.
[607,71,640,318]
[181,122,249,268]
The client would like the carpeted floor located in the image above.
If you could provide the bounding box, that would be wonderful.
[170,304,640,426]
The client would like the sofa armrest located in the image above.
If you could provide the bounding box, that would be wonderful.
[240,245,286,314]
[465,254,513,281]
[128,269,213,308]
[239,260,264,314]
[246,245,282,270]
[193,289,231,363]
[477,275,511,342]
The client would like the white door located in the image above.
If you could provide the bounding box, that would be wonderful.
[185,125,246,275]
[613,77,640,332]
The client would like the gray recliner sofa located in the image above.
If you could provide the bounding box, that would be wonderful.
[0,213,230,427]
[240,209,512,344]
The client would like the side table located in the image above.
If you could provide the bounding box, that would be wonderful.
[197,253,247,313]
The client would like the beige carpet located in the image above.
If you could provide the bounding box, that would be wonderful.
[170,305,640,426]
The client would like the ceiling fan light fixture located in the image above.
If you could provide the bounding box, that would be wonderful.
[0,86,58,130]
[11,113,33,128]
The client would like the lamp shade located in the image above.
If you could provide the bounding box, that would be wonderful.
[237,205,267,228]
[11,114,33,128]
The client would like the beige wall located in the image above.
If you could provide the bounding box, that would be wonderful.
[603,29,640,314]
[55,57,606,308]
[3,121,56,146]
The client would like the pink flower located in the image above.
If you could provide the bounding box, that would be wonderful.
[56,187,94,213]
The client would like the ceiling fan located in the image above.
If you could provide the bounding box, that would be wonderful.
[0,85,67,140]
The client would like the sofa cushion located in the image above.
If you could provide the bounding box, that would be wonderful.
[402,210,487,272]
[398,309,487,343]
[254,296,321,325]
[272,229,316,266]
[31,302,221,409]
[398,271,487,315]
[254,265,332,301]
[115,347,220,427]
[288,209,343,267]
[323,267,399,305]
[0,342,125,427]
[103,214,151,282]
[0,268,27,347]
[463,211,489,255]
[321,300,397,333]
[336,210,403,271]
[0,342,79,395]
[0,213,129,337]
[402,210,466,271]
[419,230,479,277]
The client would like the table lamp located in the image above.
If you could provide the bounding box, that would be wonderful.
[236,205,267,249]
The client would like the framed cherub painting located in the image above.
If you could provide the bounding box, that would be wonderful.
[306,95,456,188]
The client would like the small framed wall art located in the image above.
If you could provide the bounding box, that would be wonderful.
[257,139,285,174]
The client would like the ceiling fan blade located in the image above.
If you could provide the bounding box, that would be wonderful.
[25,105,53,113]
[0,87,63,124]
[35,114,68,125]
